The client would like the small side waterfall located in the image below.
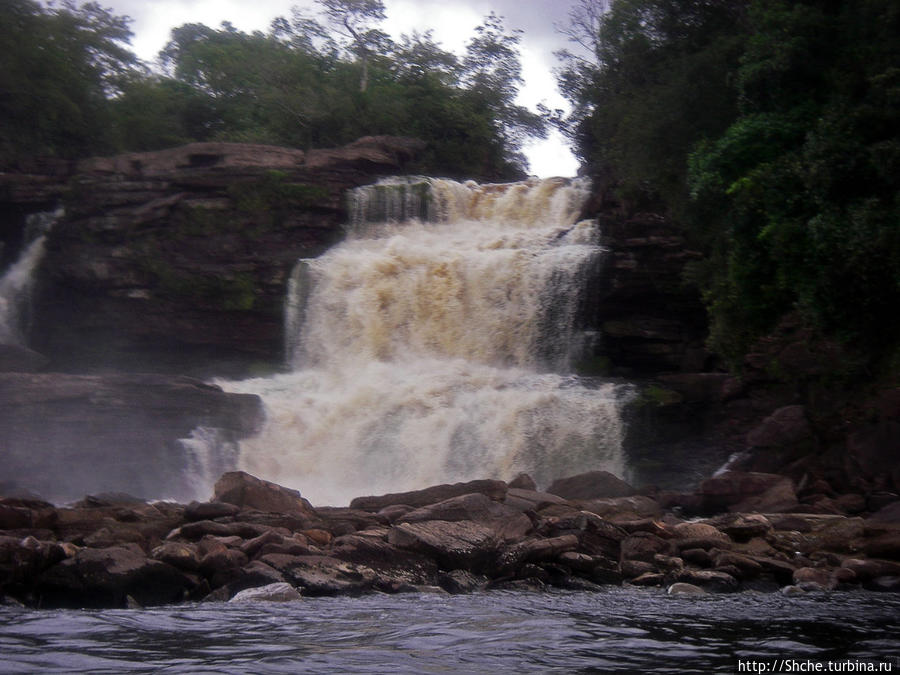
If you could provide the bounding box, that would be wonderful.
[0,208,61,346]
[220,177,632,506]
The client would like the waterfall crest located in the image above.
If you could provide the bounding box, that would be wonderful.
[220,177,631,506]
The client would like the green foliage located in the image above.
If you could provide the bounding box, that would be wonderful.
[561,0,900,368]
[1,1,544,180]
[0,0,137,161]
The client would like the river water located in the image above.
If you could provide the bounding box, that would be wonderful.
[2,589,898,673]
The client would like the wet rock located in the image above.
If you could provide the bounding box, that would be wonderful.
[184,501,241,522]
[504,488,570,513]
[709,514,772,541]
[677,569,739,592]
[500,535,580,569]
[229,581,301,603]
[351,480,507,512]
[869,500,900,524]
[681,548,713,567]
[508,473,537,491]
[792,567,835,589]
[388,520,500,574]
[35,546,195,608]
[330,534,438,585]
[621,560,656,578]
[746,405,812,449]
[630,572,665,586]
[671,522,729,542]
[273,555,375,596]
[833,493,867,515]
[698,471,795,513]
[398,493,532,542]
[150,541,201,572]
[240,530,286,559]
[376,505,413,523]
[199,547,250,588]
[546,471,636,500]
[712,551,762,579]
[316,507,387,534]
[620,532,674,563]
[840,558,900,580]
[436,569,486,594]
[578,496,662,522]
[667,582,707,595]
[213,472,317,517]
[174,519,269,541]
[864,533,900,561]
[867,576,900,592]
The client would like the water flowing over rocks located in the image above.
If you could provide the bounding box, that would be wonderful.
[2,470,899,609]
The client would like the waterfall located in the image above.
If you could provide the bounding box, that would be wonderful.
[219,177,632,506]
[0,208,61,346]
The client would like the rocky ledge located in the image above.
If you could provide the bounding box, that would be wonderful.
[2,469,898,609]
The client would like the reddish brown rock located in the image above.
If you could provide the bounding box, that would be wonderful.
[350,480,507,512]
[214,472,317,517]
[620,532,674,564]
[35,546,196,608]
[546,471,636,500]
[388,520,501,574]
[699,471,796,513]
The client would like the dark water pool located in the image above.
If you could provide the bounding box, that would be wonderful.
[1,588,898,673]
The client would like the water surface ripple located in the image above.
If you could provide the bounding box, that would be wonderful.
[1,589,898,673]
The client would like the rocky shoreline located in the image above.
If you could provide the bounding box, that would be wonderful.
[2,469,898,609]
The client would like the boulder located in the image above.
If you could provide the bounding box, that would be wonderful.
[620,532,675,564]
[698,471,796,513]
[388,520,501,574]
[546,471,636,500]
[667,582,707,595]
[677,569,739,592]
[330,534,438,585]
[504,488,570,512]
[398,493,532,542]
[508,473,537,491]
[578,496,662,522]
[350,480,507,512]
[746,405,812,448]
[229,582,301,603]
[262,554,375,596]
[184,501,241,522]
[213,472,317,517]
[35,546,195,608]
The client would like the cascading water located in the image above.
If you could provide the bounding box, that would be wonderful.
[220,177,632,506]
[0,208,62,346]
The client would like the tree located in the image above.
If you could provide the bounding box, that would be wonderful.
[306,0,389,92]
[0,0,138,161]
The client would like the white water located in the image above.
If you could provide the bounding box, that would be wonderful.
[0,208,61,346]
[219,177,631,506]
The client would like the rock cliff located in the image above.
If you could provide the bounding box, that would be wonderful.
[1,136,423,376]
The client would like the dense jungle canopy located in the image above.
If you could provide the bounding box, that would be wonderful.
[557,0,900,367]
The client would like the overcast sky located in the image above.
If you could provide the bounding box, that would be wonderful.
[103,0,584,177]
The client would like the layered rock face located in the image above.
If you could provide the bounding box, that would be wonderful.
[0,373,263,503]
[3,137,423,376]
